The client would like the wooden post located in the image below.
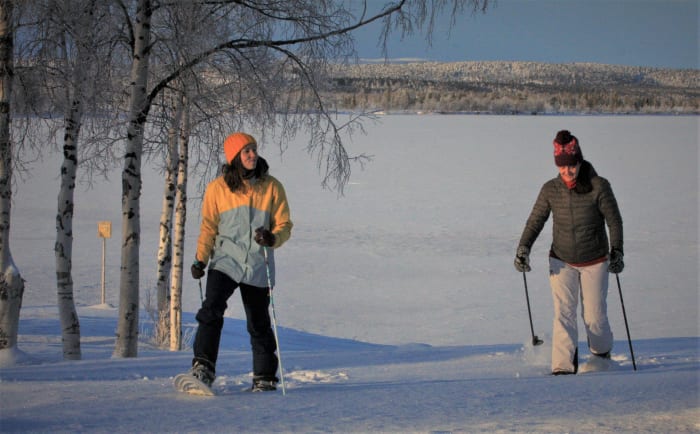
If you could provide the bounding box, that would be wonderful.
[97,221,112,305]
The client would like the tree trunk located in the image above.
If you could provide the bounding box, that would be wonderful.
[114,0,152,358]
[55,100,82,360]
[55,0,97,361]
[154,95,183,347]
[156,98,183,315]
[0,0,23,353]
[169,100,189,351]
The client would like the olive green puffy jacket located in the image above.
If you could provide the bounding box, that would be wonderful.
[518,161,623,264]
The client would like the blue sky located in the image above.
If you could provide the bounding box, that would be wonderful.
[351,0,698,69]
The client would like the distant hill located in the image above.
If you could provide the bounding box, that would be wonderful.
[324,61,699,115]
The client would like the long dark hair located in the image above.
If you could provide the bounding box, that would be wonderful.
[222,155,269,194]
[573,160,596,194]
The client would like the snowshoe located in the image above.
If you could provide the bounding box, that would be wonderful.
[174,362,215,396]
[251,377,278,392]
[579,352,613,374]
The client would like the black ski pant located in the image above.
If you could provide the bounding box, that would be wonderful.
[192,269,278,380]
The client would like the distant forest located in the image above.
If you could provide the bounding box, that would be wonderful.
[323,61,699,115]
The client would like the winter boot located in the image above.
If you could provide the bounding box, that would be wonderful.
[552,348,579,376]
[251,376,278,392]
[191,361,215,387]
[579,351,613,373]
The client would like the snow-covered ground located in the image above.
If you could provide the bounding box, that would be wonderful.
[1,115,698,433]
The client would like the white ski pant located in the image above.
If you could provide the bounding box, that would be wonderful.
[549,258,613,373]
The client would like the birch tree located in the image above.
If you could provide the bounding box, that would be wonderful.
[153,94,183,347]
[151,1,208,346]
[0,0,24,353]
[53,0,100,361]
[169,96,189,351]
[113,0,489,357]
[14,0,127,359]
[114,0,152,358]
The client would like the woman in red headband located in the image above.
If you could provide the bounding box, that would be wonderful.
[514,130,624,375]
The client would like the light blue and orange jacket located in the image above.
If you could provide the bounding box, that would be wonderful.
[195,174,292,287]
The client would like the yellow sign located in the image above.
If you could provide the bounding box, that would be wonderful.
[98,221,112,238]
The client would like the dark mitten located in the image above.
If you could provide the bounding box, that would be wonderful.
[608,248,624,273]
[254,226,276,247]
[191,260,206,279]
[514,245,531,272]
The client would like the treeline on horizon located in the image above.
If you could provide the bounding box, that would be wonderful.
[323,61,699,115]
[13,59,699,117]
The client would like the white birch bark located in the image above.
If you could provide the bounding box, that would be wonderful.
[55,0,97,361]
[0,0,23,352]
[55,98,82,360]
[114,0,151,358]
[154,95,183,347]
[156,98,183,316]
[169,101,189,351]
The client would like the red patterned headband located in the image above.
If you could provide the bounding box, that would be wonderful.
[553,138,579,156]
[553,137,582,166]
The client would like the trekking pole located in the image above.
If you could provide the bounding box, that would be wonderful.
[522,272,544,346]
[198,279,204,303]
[615,274,637,371]
[263,247,287,395]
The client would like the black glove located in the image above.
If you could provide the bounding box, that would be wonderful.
[514,245,531,272]
[608,248,624,273]
[254,226,275,247]
[191,260,206,279]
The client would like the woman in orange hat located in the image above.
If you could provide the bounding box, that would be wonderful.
[187,132,292,392]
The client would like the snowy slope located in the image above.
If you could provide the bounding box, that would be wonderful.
[1,115,698,433]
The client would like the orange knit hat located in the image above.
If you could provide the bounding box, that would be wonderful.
[223,132,257,164]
